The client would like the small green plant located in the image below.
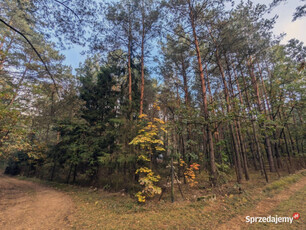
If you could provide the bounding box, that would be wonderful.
[215,151,231,185]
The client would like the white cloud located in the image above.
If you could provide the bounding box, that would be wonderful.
[250,0,306,44]
[277,18,306,43]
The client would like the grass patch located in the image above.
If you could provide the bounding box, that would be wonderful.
[263,172,305,195]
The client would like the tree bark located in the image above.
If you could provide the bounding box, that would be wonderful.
[249,60,275,172]
[241,69,269,182]
[187,0,217,185]
[217,59,242,183]
[128,27,132,104]
[139,6,145,115]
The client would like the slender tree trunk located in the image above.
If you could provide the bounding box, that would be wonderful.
[205,64,221,162]
[286,124,296,155]
[249,60,275,172]
[240,69,268,182]
[263,64,283,169]
[233,64,258,172]
[236,121,250,180]
[278,110,292,166]
[66,163,73,184]
[181,57,193,163]
[225,54,249,180]
[171,156,174,203]
[248,132,258,170]
[273,129,282,169]
[73,164,77,184]
[128,28,132,104]
[298,112,304,153]
[292,113,300,154]
[187,1,217,185]
[213,47,242,183]
[181,58,189,107]
[139,8,145,115]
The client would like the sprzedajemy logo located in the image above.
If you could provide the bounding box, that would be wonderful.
[246,213,300,224]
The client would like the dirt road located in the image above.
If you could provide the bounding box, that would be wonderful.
[0,175,74,230]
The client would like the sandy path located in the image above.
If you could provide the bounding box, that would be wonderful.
[0,175,75,230]
[217,175,306,230]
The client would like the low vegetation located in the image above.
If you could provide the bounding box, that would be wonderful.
[263,171,305,194]
[17,170,306,229]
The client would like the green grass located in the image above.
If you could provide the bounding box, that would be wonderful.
[263,172,305,195]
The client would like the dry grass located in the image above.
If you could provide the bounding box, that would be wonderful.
[249,184,306,229]
[18,169,306,229]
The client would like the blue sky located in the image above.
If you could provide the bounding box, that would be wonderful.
[61,0,306,71]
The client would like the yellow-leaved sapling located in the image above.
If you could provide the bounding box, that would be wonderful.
[129,103,166,203]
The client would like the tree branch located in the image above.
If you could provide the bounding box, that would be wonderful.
[0,18,59,96]
[54,0,81,21]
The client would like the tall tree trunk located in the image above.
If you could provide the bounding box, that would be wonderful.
[249,60,275,172]
[233,64,259,172]
[263,64,283,169]
[278,106,293,168]
[211,45,242,183]
[218,65,242,183]
[128,27,132,104]
[187,1,217,185]
[236,121,250,180]
[181,57,192,163]
[181,57,189,107]
[241,69,269,182]
[205,64,221,162]
[139,8,145,115]
[225,54,249,180]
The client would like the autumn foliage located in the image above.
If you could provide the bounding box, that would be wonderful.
[130,103,166,202]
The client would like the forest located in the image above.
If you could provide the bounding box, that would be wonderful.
[0,0,305,217]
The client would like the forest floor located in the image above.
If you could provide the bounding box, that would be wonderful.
[0,169,305,230]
